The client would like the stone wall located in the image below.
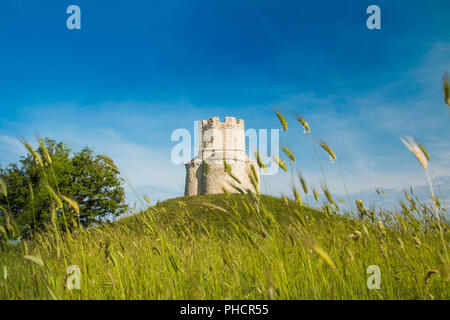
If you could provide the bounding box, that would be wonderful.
[184,117,259,196]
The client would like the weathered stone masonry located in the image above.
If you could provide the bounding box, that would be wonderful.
[185,117,259,196]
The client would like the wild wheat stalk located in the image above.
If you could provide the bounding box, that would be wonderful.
[401,136,449,279]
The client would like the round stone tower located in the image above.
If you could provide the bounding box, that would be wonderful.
[185,117,259,196]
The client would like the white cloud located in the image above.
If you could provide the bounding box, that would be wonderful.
[61,130,186,203]
[0,129,186,203]
[1,42,448,206]
[0,135,26,164]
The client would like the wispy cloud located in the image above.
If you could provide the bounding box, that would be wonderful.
[0,42,449,206]
[0,135,26,161]
[259,43,450,203]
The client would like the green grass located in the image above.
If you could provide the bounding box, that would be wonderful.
[1,106,449,300]
[0,192,448,299]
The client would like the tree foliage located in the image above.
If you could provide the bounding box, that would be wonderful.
[0,138,128,239]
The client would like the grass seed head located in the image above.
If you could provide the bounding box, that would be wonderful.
[23,255,44,267]
[322,185,335,206]
[416,140,431,161]
[223,160,242,184]
[297,116,310,133]
[45,183,63,209]
[97,155,120,174]
[377,220,386,237]
[293,186,302,205]
[356,199,367,217]
[413,237,421,248]
[312,245,337,271]
[255,151,268,173]
[62,195,80,214]
[282,195,289,206]
[28,181,34,200]
[0,180,7,198]
[298,172,308,194]
[203,160,210,176]
[250,164,259,184]
[400,136,428,170]
[313,189,319,202]
[248,165,260,194]
[318,140,337,162]
[273,156,287,172]
[20,138,44,168]
[275,111,288,131]
[443,71,450,107]
[281,147,296,162]
[37,136,52,165]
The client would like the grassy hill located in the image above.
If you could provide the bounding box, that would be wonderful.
[119,194,323,237]
[0,193,449,299]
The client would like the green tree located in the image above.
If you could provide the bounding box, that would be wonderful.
[0,138,128,239]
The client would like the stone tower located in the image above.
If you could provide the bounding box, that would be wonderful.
[185,117,259,196]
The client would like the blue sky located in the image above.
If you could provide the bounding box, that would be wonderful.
[1,1,449,209]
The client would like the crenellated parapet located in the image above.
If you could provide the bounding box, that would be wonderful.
[197,116,246,162]
[201,116,244,130]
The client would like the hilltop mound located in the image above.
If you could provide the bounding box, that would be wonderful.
[3,193,448,300]
[118,193,323,236]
